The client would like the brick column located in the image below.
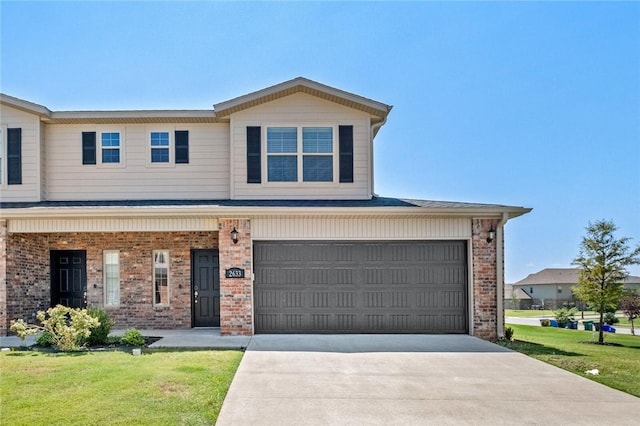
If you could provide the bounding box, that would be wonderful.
[218,219,253,336]
[0,220,7,336]
[472,218,498,341]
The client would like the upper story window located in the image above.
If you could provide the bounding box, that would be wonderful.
[266,126,333,183]
[101,132,120,163]
[150,132,170,163]
[246,125,352,185]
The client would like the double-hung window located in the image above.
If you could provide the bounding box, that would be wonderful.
[267,127,298,182]
[302,127,333,182]
[266,126,333,182]
[101,132,120,163]
[153,250,169,305]
[103,251,120,306]
[150,132,170,163]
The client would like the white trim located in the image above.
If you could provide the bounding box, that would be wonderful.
[147,128,174,167]
[103,250,120,307]
[467,237,474,336]
[153,250,170,307]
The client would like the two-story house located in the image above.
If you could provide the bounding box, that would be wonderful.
[0,77,530,340]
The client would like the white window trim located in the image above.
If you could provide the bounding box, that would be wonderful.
[103,250,120,307]
[153,250,170,306]
[263,124,337,185]
[96,128,126,168]
[147,128,176,167]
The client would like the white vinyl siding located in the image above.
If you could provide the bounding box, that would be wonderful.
[252,217,472,240]
[0,105,42,201]
[103,251,120,306]
[230,93,372,200]
[44,123,230,200]
[153,250,170,306]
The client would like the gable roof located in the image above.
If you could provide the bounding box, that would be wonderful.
[1,77,391,126]
[213,77,392,121]
[512,268,640,286]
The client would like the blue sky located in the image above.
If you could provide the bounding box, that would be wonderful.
[2,1,639,282]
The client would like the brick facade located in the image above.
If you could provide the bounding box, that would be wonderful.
[3,231,217,333]
[471,218,499,341]
[218,219,253,336]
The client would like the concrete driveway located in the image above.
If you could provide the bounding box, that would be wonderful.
[216,335,639,425]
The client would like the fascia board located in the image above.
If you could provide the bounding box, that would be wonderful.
[0,205,532,220]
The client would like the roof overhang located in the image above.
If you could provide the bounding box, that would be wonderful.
[213,77,392,123]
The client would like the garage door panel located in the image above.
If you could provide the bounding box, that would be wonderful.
[254,241,468,334]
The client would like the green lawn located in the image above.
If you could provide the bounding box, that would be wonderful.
[504,324,640,397]
[0,349,243,425]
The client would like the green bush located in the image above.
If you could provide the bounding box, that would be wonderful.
[553,307,578,326]
[504,326,514,341]
[10,305,100,351]
[120,329,145,347]
[540,319,550,327]
[84,308,113,346]
[603,312,619,325]
[35,331,54,347]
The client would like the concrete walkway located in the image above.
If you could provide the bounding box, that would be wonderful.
[217,334,640,426]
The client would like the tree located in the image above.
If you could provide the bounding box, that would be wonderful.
[572,220,640,344]
[621,291,640,336]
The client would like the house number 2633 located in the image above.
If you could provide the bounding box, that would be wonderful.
[225,268,245,279]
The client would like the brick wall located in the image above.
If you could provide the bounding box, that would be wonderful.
[3,231,217,334]
[218,219,253,336]
[472,218,499,341]
[0,221,7,335]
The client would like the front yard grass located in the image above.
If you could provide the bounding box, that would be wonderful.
[505,324,640,397]
[0,349,243,425]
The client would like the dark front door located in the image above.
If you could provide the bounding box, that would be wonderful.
[192,250,220,327]
[51,250,87,308]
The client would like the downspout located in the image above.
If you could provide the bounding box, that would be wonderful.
[496,211,509,338]
[370,116,387,197]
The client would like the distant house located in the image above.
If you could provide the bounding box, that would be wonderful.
[504,284,532,310]
[510,268,640,310]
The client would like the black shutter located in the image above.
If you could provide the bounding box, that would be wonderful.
[82,132,96,165]
[7,128,22,185]
[247,126,261,183]
[175,131,189,164]
[339,125,353,183]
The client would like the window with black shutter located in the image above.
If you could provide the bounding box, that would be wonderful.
[175,130,189,164]
[7,128,22,185]
[339,125,353,183]
[247,126,261,183]
[82,132,96,165]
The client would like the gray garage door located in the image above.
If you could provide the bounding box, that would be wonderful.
[254,240,468,334]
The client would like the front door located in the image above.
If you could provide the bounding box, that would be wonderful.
[192,250,220,327]
[51,250,87,308]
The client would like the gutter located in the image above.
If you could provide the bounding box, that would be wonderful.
[496,210,509,338]
[370,116,388,197]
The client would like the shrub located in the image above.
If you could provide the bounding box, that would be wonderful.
[10,305,100,351]
[35,331,54,347]
[603,312,619,325]
[120,329,145,347]
[553,307,578,326]
[540,319,550,327]
[84,308,113,346]
[504,326,514,341]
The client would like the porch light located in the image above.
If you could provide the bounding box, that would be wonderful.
[487,226,496,243]
[230,227,239,244]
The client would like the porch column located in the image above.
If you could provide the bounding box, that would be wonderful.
[472,218,499,341]
[218,218,253,336]
[0,220,6,336]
